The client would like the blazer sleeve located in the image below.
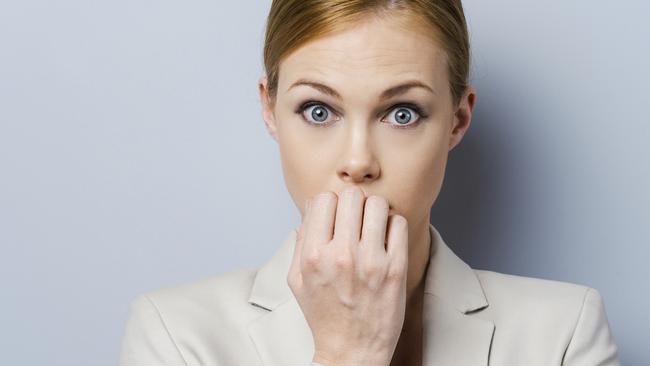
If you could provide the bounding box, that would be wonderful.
[562,287,621,366]
[118,294,188,366]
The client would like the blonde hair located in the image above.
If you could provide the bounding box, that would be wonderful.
[262,0,471,109]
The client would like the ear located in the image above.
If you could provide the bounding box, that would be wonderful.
[448,85,476,151]
[258,76,279,142]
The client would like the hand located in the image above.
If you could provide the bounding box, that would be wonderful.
[287,187,409,366]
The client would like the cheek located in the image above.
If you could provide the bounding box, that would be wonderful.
[277,125,334,209]
[383,131,448,219]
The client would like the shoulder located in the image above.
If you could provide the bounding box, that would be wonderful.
[475,269,593,308]
[473,270,620,364]
[119,266,266,365]
[143,266,258,305]
[474,268,598,325]
[131,266,264,326]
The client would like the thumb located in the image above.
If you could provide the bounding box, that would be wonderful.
[288,198,310,290]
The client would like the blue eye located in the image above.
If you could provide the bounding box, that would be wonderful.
[383,105,424,128]
[299,102,338,126]
[295,101,427,128]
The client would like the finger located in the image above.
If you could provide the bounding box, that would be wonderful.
[385,214,408,272]
[333,187,364,244]
[297,198,311,242]
[288,198,311,288]
[305,191,337,247]
[360,195,390,253]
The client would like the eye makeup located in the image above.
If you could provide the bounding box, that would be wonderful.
[293,99,429,129]
[294,100,341,128]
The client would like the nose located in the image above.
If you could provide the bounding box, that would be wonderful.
[336,121,381,184]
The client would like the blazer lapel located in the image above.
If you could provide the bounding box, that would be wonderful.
[246,229,315,365]
[421,225,495,365]
[246,224,495,366]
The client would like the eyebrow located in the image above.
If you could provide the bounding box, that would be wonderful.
[287,78,437,100]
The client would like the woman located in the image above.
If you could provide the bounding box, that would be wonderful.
[118,1,620,365]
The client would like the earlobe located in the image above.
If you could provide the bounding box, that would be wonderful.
[258,76,279,142]
[448,85,476,151]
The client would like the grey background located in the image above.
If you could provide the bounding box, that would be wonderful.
[1,0,647,365]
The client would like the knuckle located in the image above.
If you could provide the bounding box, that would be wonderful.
[361,261,384,278]
[386,266,405,283]
[333,253,353,270]
[303,251,321,270]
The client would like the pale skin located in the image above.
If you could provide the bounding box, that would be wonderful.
[259,14,476,366]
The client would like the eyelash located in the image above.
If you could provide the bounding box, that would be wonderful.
[294,100,429,129]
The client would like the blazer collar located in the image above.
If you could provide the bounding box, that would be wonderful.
[246,223,495,366]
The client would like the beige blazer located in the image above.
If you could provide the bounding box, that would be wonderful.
[118,223,621,365]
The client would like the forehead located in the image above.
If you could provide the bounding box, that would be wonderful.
[278,16,448,96]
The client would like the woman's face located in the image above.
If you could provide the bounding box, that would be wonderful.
[259,15,475,230]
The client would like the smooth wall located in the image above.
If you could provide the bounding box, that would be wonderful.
[1,1,647,364]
